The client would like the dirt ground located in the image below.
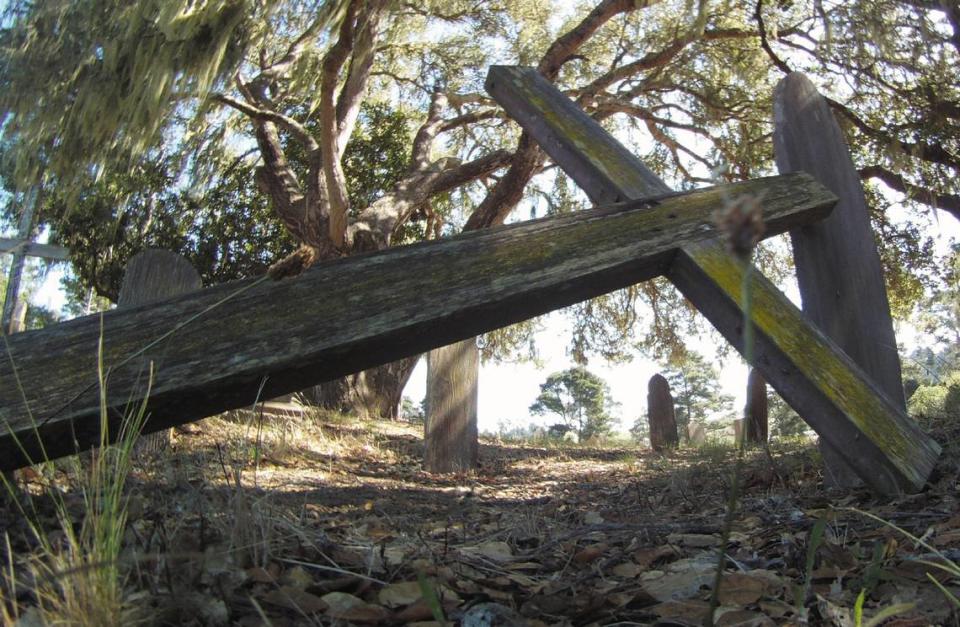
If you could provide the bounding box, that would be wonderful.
[3,410,960,626]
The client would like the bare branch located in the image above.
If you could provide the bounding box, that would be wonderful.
[212,93,319,152]
[827,97,960,170]
[538,0,642,79]
[336,0,388,151]
[754,0,793,74]
[319,0,360,247]
[860,165,960,220]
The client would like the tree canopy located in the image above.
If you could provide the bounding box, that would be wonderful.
[530,366,616,440]
[0,0,956,363]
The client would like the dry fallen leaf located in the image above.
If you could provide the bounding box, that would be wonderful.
[717,573,766,606]
[464,540,514,562]
[321,591,390,623]
[260,586,329,614]
[573,542,608,564]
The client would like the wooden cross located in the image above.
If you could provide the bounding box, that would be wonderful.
[483,66,938,494]
[0,172,835,471]
[1,191,69,334]
[0,67,940,494]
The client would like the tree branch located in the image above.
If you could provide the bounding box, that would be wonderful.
[319,0,360,248]
[212,93,319,152]
[537,0,645,79]
[336,0,388,152]
[827,97,960,170]
[860,165,960,220]
[467,0,652,231]
[754,0,793,74]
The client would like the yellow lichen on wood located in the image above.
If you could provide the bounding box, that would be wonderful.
[684,240,941,487]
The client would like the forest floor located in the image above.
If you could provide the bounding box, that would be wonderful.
[3,409,960,627]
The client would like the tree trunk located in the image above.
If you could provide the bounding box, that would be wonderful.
[647,374,679,451]
[308,356,419,420]
[744,369,768,445]
[424,338,479,473]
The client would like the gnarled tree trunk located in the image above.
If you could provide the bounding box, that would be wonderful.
[308,356,419,420]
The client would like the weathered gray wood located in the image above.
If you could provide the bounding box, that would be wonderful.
[2,193,37,335]
[0,238,70,261]
[774,72,906,487]
[424,339,479,473]
[647,374,679,451]
[118,250,202,454]
[486,65,940,494]
[744,369,768,445]
[0,175,832,470]
[9,301,27,334]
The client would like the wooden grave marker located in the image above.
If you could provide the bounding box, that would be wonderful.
[118,249,203,454]
[647,374,679,451]
[744,369,768,445]
[774,72,906,487]
[484,65,939,493]
[424,338,479,473]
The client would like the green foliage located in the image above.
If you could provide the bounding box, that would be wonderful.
[342,103,413,210]
[399,395,424,424]
[0,0,262,188]
[629,413,649,445]
[769,392,808,439]
[1,0,955,361]
[529,366,616,440]
[35,100,415,305]
[907,372,960,422]
[37,153,292,303]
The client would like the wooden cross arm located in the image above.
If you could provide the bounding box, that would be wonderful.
[0,238,70,261]
[485,65,940,494]
[0,174,832,470]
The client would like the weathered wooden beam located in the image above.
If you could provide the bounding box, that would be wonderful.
[0,174,832,470]
[0,238,70,261]
[485,65,940,494]
[774,72,906,487]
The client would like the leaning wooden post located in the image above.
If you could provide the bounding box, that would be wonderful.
[424,338,479,473]
[647,374,679,451]
[486,65,939,494]
[744,369,768,445]
[118,249,202,454]
[774,72,906,487]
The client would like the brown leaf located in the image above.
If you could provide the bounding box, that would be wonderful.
[611,561,643,578]
[668,533,721,548]
[246,567,277,584]
[651,599,711,621]
[632,545,675,568]
[464,541,514,562]
[717,573,766,606]
[573,543,608,564]
[321,592,390,623]
[260,586,329,614]
[715,609,777,626]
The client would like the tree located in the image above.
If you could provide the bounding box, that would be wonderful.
[1,0,956,419]
[769,392,807,439]
[530,366,615,440]
[662,352,733,440]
